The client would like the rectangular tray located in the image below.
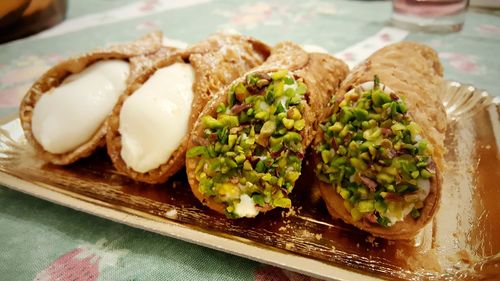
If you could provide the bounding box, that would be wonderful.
[0,81,499,280]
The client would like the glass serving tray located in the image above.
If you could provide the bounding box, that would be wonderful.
[0,81,498,281]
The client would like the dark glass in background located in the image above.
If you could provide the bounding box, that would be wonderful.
[0,0,67,43]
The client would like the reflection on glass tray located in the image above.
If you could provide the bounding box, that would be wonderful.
[0,81,499,280]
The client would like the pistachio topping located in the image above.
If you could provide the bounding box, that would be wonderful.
[315,77,436,227]
[187,70,308,218]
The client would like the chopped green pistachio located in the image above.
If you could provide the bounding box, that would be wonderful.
[255,160,266,173]
[187,146,208,158]
[228,134,237,148]
[282,118,294,129]
[289,96,301,105]
[253,194,265,206]
[407,122,421,139]
[225,158,238,168]
[219,115,239,127]
[372,90,391,106]
[417,140,428,155]
[348,141,359,152]
[340,107,354,123]
[357,200,375,213]
[217,183,240,200]
[203,116,223,129]
[260,120,276,136]
[338,125,351,138]
[353,108,369,121]
[293,119,305,131]
[276,103,286,114]
[284,132,302,143]
[363,127,381,141]
[228,88,236,107]
[337,145,347,156]
[391,123,406,132]
[265,86,275,104]
[359,152,370,161]
[328,122,344,133]
[284,77,294,85]
[274,80,284,98]
[273,198,291,208]
[261,173,273,182]
[234,154,246,163]
[358,187,369,199]
[331,156,347,167]
[376,173,394,184]
[255,111,269,120]
[420,169,433,179]
[339,187,350,199]
[381,166,398,176]
[350,158,367,170]
[288,108,302,120]
[285,171,301,183]
[271,70,288,80]
[296,82,307,95]
[243,160,253,171]
[374,200,387,213]
[225,151,236,157]
[377,216,390,227]
[321,150,331,163]
[350,208,363,221]
[216,103,226,113]
[234,83,249,102]
[269,136,283,147]
[246,73,260,86]
[398,101,407,113]
[368,113,381,121]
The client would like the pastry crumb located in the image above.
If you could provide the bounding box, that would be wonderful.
[300,229,313,238]
[283,207,297,218]
[315,234,322,241]
[365,236,379,247]
[285,242,295,250]
[165,209,178,219]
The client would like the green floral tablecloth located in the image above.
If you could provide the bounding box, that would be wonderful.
[1,1,499,280]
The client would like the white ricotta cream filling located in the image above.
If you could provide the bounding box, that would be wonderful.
[349,80,395,94]
[31,60,130,154]
[119,63,195,173]
[385,179,430,226]
[234,194,259,218]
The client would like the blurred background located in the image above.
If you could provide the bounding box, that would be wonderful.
[1,0,499,43]
[0,0,67,43]
[0,1,499,281]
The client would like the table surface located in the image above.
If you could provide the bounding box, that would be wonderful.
[1,0,499,280]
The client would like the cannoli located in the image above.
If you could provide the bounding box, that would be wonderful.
[186,42,348,218]
[106,33,270,184]
[313,42,446,239]
[19,32,167,165]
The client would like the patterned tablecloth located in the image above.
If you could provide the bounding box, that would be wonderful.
[1,1,499,280]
